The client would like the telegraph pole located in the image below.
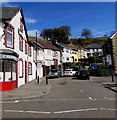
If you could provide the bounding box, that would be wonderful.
[60,43,63,76]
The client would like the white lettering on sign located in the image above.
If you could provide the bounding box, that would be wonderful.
[1,55,18,61]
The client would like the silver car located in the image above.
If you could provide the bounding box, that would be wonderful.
[49,69,60,78]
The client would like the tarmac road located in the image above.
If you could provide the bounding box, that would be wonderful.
[2,76,116,119]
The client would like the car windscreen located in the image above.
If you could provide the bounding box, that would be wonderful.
[51,69,57,72]
[65,69,72,71]
[80,70,87,74]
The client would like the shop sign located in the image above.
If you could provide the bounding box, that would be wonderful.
[0,54,18,61]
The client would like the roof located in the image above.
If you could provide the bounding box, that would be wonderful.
[29,37,60,51]
[0,7,21,20]
[0,7,29,43]
[85,43,102,49]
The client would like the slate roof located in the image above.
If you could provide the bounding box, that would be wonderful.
[29,37,60,51]
[0,7,21,20]
[85,43,102,49]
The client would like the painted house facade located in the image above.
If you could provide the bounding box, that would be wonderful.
[85,43,103,57]
[111,32,117,74]
[29,37,60,76]
[0,7,35,91]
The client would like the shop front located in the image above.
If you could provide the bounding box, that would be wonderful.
[0,49,19,91]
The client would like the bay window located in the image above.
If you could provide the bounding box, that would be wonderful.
[0,60,16,82]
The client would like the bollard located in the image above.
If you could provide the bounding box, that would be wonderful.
[37,76,39,83]
[111,73,114,82]
[46,76,48,84]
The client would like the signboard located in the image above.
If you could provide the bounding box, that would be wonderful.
[0,54,18,61]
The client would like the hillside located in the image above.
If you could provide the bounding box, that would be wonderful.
[69,37,109,48]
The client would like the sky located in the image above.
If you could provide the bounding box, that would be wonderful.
[2,2,115,38]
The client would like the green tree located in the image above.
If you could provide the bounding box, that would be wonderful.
[41,25,71,44]
[81,28,92,43]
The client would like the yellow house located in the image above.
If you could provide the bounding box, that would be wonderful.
[111,32,117,74]
[67,44,88,63]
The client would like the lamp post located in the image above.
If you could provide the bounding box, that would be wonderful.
[35,31,40,80]
[35,31,38,79]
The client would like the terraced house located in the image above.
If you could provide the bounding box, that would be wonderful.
[0,7,35,91]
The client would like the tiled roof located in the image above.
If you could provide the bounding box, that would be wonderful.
[29,37,60,51]
[0,7,21,20]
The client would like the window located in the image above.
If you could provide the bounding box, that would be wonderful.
[28,62,32,75]
[47,50,51,55]
[66,57,69,60]
[7,27,14,48]
[0,60,16,82]
[25,41,27,54]
[19,59,23,78]
[19,35,23,51]
[75,58,77,61]
[28,46,31,56]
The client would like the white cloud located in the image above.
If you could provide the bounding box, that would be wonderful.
[28,30,40,37]
[25,18,37,23]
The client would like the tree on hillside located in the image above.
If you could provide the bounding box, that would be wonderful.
[81,28,92,43]
[59,25,71,37]
[41,25,71,44]
[41,29,53,40]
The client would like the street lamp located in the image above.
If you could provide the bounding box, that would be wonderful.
[35,31,40,79]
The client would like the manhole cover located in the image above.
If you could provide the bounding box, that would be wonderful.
[59,82,67,85]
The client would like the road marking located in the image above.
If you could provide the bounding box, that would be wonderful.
[54,108,98,114]
[100,108,117,111]
[5,110,24,113]
[4,110,51,114]
[14,100,19,103]
[80,89,93,100]
[25,111,51,114]
[88,97,93,100]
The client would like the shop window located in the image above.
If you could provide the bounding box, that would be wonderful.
[7,27,14,48]
[0,60,16,82]
[28,62,32,75]
[19,35,23,51]
[19,59,23,78]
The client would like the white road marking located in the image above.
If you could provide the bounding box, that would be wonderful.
[4,110,51,114]
[5,110,24,113]
[88,97,93,100]
[100,108,117,111]
[54,108,98,114]
[14,100,19,103]
[80,89,93,100]
[25,111,51,114]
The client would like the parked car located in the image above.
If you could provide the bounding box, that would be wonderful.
[88,64,101,76]
[49,69,60,78]
[74,68,90,80]
[64,68,77,76]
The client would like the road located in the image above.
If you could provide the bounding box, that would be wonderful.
[2,76,116,119]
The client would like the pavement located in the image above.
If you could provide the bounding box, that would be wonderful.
[1,77,51,101]
[1,76,117,101]
[101,75,117,92]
